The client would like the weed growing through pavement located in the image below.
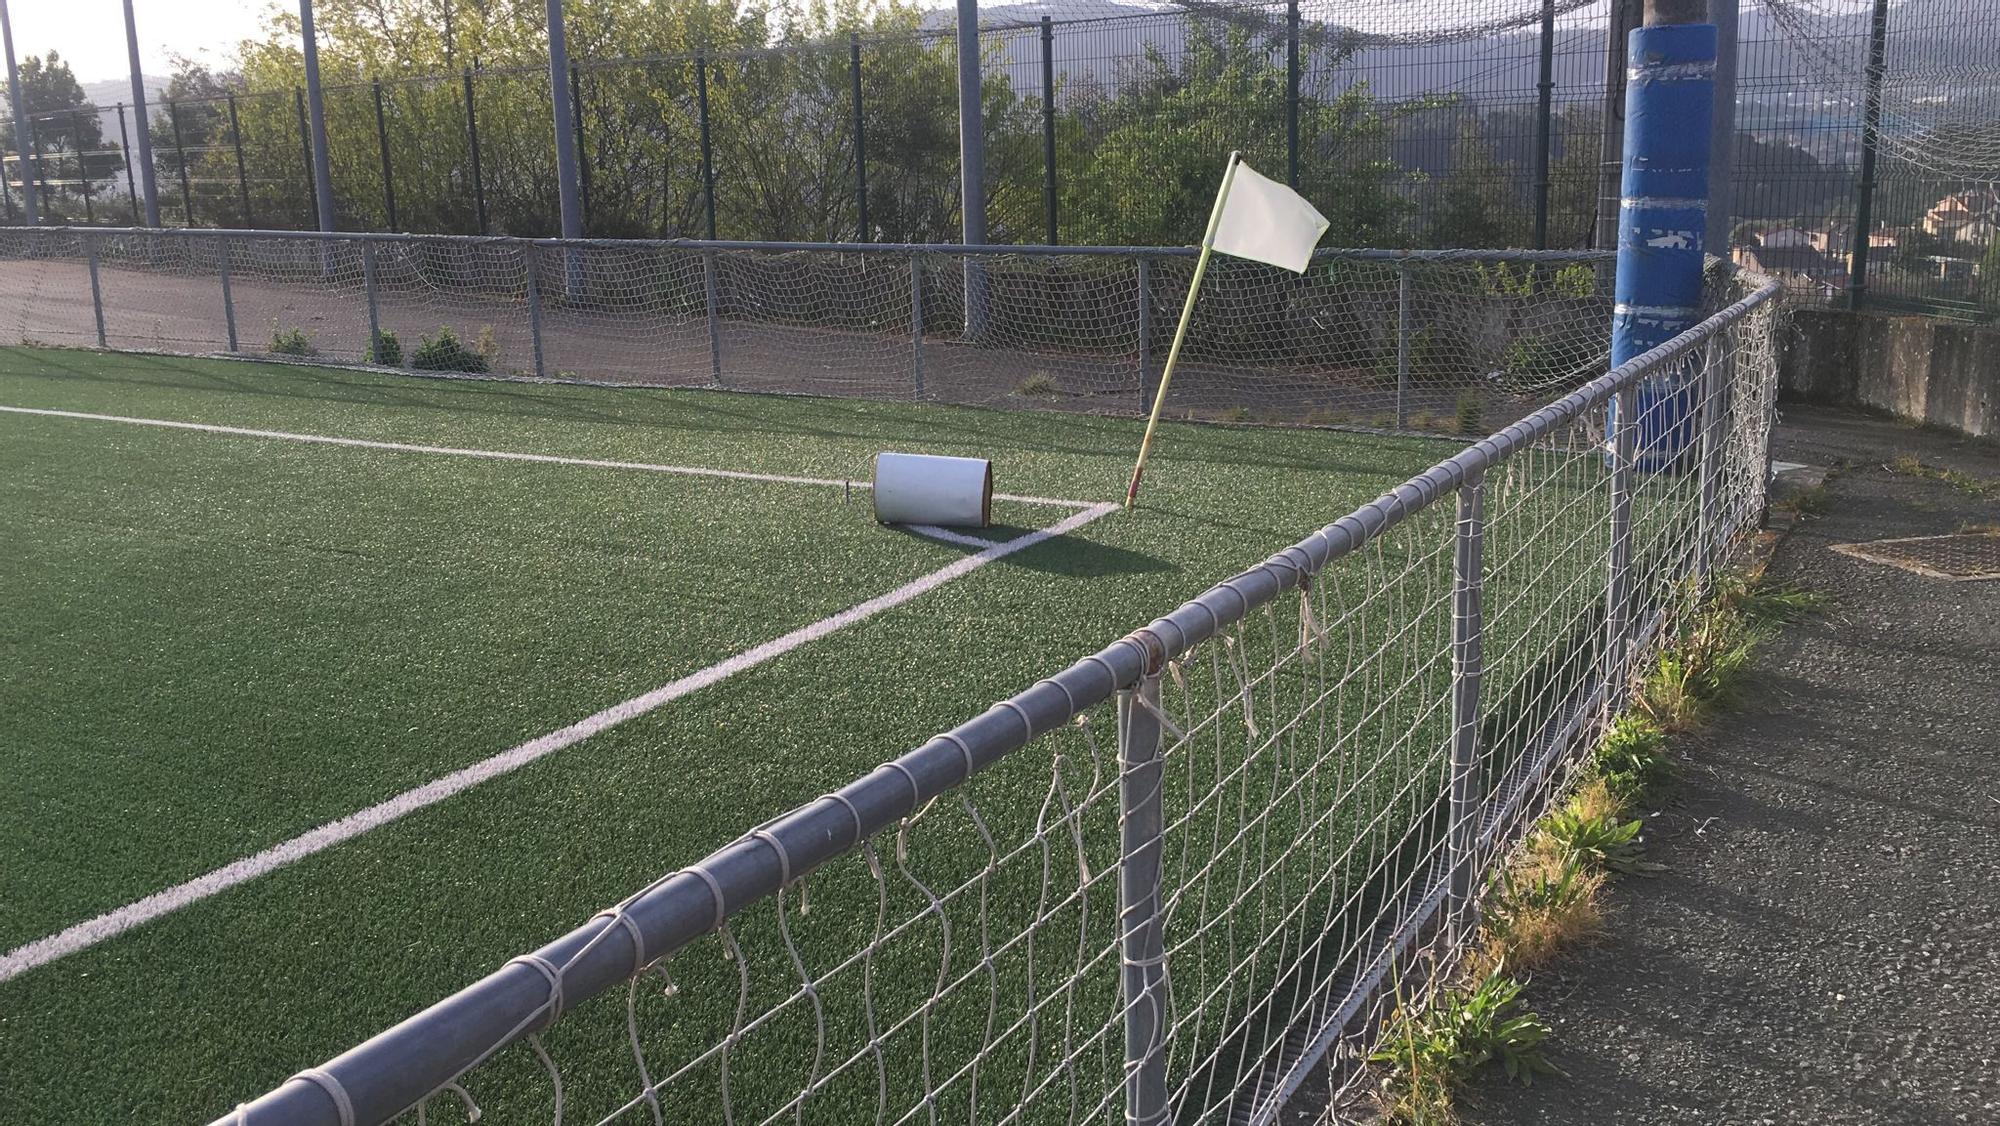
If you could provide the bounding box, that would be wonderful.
[1375,566,1819,1119]
[1371,967,1558,1124]
[1887,454,1998,498]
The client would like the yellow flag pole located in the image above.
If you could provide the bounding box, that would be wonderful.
[1125,151,1243,510]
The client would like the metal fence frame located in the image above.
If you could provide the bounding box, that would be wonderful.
[203,262,1782,1125]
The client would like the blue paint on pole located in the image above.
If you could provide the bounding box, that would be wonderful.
[1610,21,1715,471]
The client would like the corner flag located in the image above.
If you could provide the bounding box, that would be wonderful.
[1125,153,1329,507]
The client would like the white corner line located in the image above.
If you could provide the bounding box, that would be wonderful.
[0,405,1100,509]
[0,499,1120,984]
[900,524,1003,550]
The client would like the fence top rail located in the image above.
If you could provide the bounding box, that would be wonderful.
[212,263,1778,1126]
[5,225,1614,264]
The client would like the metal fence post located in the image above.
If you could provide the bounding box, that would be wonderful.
[228,94,255,228]
[1040,15,1057,245]
[463,69,487,235]
[1448,471,1486,942]
[909,252,925,398]
[219,237,238,352]
[362,240,383,361]
[1847,0,1889,310]
[1118,665,1170,1126]
[1395,256,1411,429]
[1531,0,1555,250]
[1606,383,1637,701]
[523,247,546,378]
[2,0,40,226]
[1695,339,1729,574]
[696,54,716,240]
[169,102,194,226]
[372,79,398,231]
[69,110,95,224]
[703,248,723,386]
[570,63,590,228]
[295,88,319,229]
[86,240,106,348]
[1285,0,1300,189]
[115,104,138,223]
[850,33,868,242]
[1136,256,1152,413]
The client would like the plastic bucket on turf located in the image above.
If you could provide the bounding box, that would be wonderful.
[873,452,993,528]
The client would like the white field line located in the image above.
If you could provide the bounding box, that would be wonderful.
[901,524,1002,550]
[0,499,1120,983]
[0,405,1099,509]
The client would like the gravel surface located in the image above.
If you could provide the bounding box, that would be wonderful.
[1465,404,2000,1124]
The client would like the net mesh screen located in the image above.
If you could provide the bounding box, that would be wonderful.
[0,229,1614,431]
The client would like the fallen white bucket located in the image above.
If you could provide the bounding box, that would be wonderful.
[873,451,993,528]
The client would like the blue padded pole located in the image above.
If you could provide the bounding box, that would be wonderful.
[1610,11,1715,471]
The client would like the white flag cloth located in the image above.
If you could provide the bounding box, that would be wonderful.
[1208,161,1330,274]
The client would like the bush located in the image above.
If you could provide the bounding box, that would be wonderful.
[366,330,402,367]
[270,325,315,356]
[1455,391,1485,436]
[410,327,490,373]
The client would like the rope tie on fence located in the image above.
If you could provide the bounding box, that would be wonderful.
[588,905,650,976]
[748,827,793,886]
[291,1068,356,1126]
[687,865,730,932]
[935,730,977,780]
[507,952,567,1026]
[816,790,866,850]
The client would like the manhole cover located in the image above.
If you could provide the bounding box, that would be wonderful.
[1831,533,2000,581]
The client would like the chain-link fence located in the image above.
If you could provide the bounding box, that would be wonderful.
[0,225,1617,431]
[197,260,1781,1126]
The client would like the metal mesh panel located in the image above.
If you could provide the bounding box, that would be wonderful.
[198,258,1781,1126]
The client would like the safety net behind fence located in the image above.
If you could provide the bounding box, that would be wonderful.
[0,227,1612,432]
[209,267,1780,1126]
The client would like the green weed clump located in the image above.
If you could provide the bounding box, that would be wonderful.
[1372,969,1557,1124]
[269,325,315,356]
[410,327,490,373]
[365,330,402,367]
[1594,714,1674,806]
[1016,371,1058,397]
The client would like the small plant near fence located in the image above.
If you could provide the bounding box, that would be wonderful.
[1376,567,1818,1122]
[410,327,490,373]
[1371,967,1558,1124]
[365,330,403,367]
[270,324,316,357]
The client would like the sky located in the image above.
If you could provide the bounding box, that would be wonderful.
[3,0,273,84]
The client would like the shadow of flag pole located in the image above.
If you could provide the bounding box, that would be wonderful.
[1125,151,1242,510]
[1125,151,1329,509]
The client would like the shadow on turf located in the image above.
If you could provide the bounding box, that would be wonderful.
[5,349,1436,481]
[888,523,1173,577]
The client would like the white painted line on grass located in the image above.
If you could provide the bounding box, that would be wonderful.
[900,524,1002,550]
[0,405,1098,509]
[0,499,1120,983]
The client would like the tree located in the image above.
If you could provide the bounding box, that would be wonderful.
[1010,20,1405,248]
[150,58,246,223]
[1424,116,1530,250]
[0,52,120,220]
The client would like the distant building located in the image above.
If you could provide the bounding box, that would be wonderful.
[1921,189,2000,247]
[1734,243,1847,291]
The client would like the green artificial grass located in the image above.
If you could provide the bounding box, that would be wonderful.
[0,347,1469,1123]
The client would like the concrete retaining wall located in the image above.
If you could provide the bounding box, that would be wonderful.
[1780,308,2000,437]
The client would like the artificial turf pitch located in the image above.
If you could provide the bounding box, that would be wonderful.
[0,346,1449,1122]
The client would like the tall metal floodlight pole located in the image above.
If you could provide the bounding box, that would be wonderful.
[1,0,37,224]
[956,0,988,339]
[546,0,585,300]
[122,0,159,226]
[546,0,583,245]
[1707,0,1738,257]
[1609,0,1716,463]
[300,0,336,232]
